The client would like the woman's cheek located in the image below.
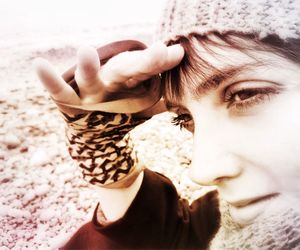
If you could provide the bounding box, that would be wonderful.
[222,92,300,187]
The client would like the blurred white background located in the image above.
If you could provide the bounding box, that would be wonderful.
[0,0,167,90]
[0,0,166,49]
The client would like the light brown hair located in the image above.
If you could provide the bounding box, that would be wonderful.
[162,32,300,104]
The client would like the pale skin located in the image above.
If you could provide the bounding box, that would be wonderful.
[36,36,300,228]
[34,42,184,222]
[167,37,300,226]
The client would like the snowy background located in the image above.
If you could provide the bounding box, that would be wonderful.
[0,1,199,249]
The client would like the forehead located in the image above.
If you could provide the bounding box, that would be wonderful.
[164,36,293,108]
[181,42,258,97]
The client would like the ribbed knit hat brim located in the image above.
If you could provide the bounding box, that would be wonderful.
[156,0,300,43]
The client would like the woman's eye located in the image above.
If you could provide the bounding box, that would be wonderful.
[224,83,282,111]
[171,113,194,132]
[232,89,259,101]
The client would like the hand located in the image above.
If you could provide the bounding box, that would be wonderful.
[34,41,184,116]
[33,40,184,188]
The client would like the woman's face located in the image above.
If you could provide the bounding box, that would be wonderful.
[168,40,300,226]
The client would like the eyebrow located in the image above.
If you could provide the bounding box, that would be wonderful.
[165,62,262,110]
[193,65,248,95]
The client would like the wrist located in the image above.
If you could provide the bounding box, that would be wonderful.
[95,170,145,223]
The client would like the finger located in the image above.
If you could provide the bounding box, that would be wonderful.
[136,42,185,75]
[34,58,81,105]
[99,42,184,89]
[100,42,166,83]
[127,43,184,84]
[75,46,102,95]
[114,42,168,88]
[159,43,185,71]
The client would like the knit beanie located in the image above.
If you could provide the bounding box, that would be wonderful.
[156,0,300,43]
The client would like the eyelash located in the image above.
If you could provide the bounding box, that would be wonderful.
[224,86,281,111]
[171,84,281,130]
[171,113,193,131]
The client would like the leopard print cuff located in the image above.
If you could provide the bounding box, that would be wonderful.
[62,110,148,188]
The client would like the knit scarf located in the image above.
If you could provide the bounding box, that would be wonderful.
[209,195,300,250]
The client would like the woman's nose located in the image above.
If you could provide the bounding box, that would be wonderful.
[189,134,242,186]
